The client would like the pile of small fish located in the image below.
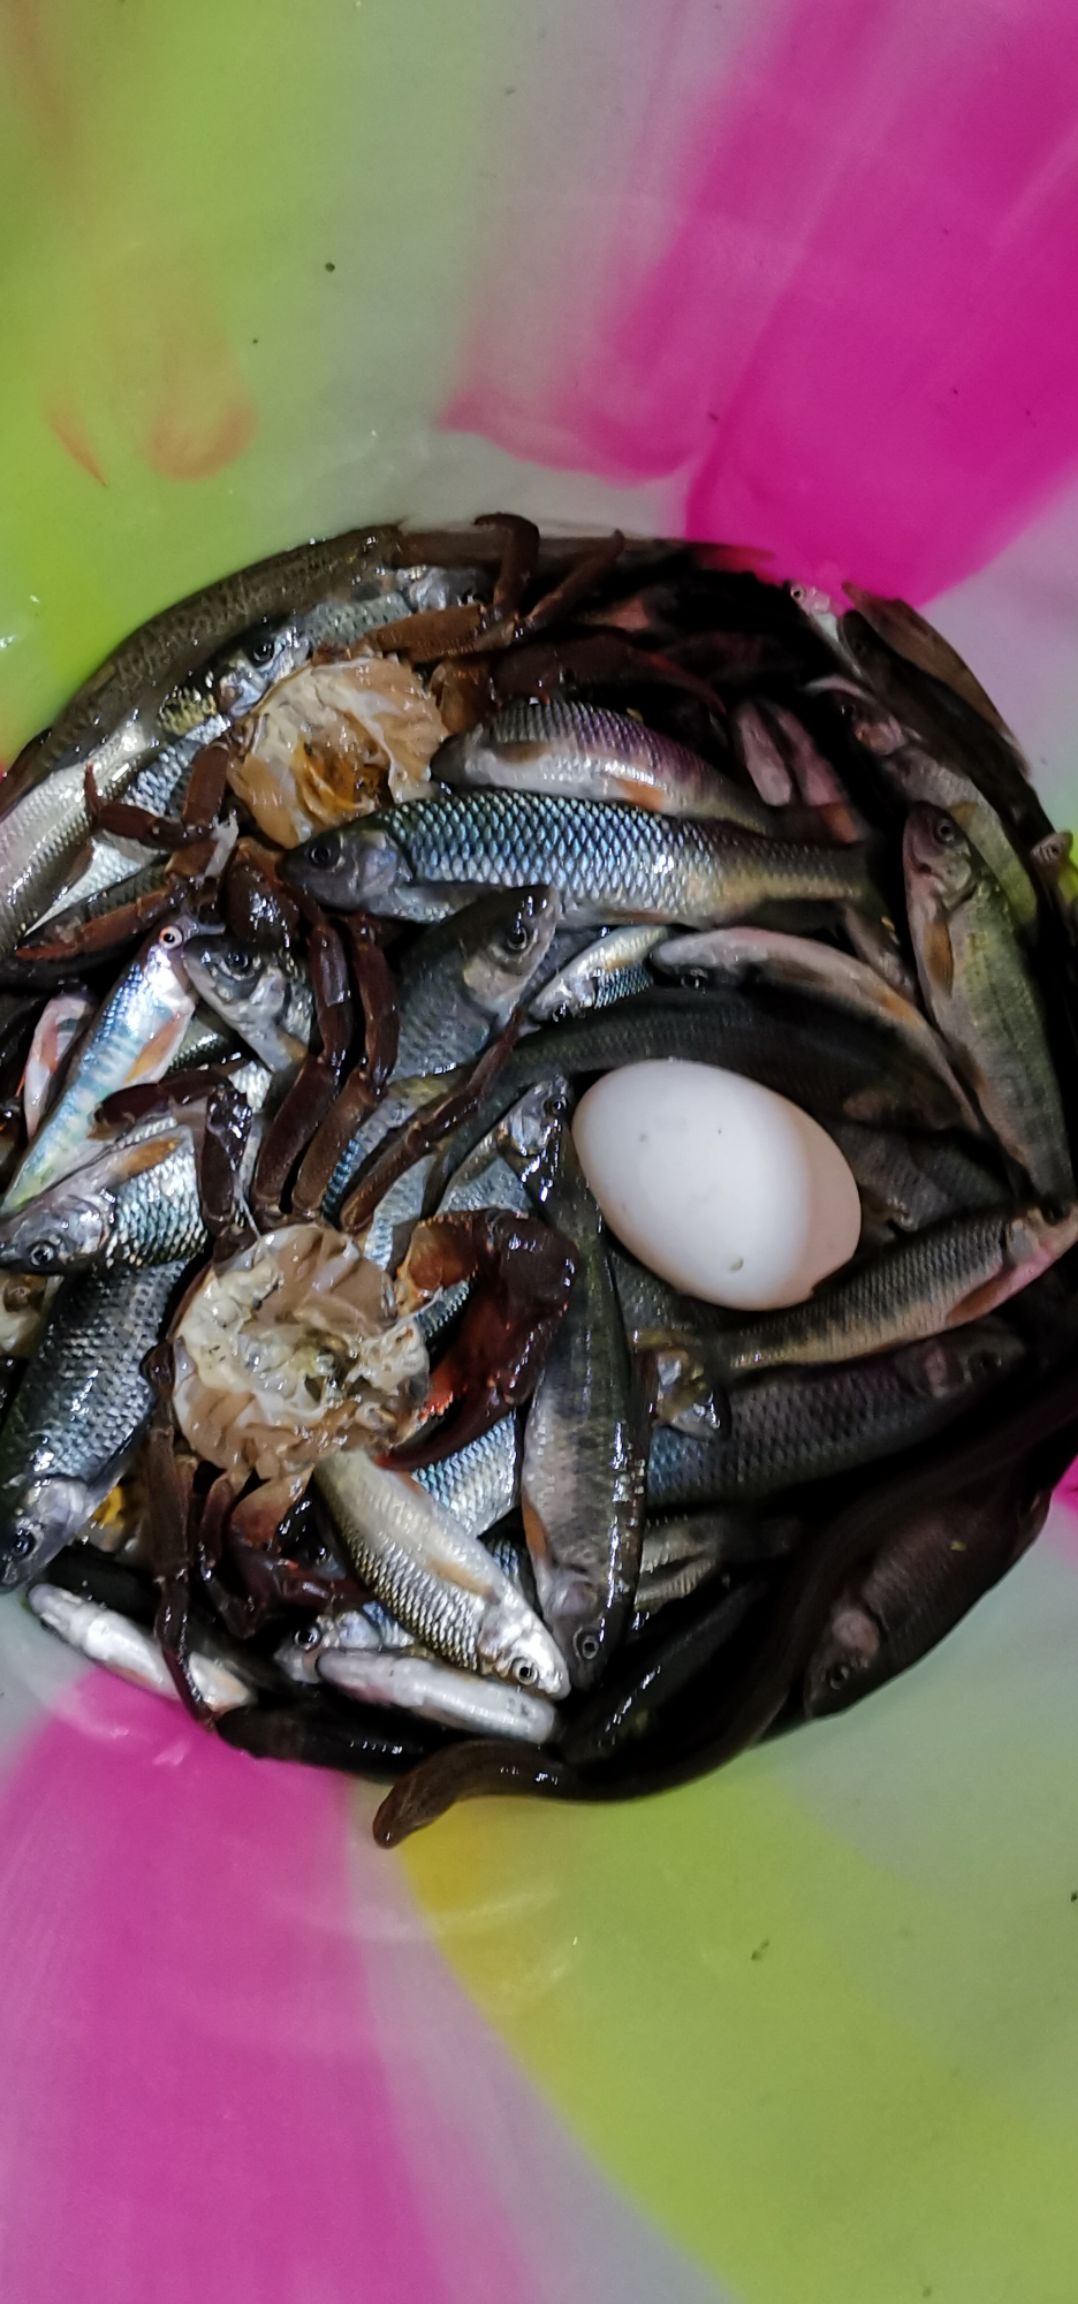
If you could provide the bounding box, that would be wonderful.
[3,514,1078,1846]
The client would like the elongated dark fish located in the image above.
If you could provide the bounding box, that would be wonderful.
[651,1206,1078,1411]
[655,924,980,1131]
[817,678,1039,928]
[0,1260,188,1586]
[904,805,1073,1202]
[433,698,774,827]
[412,988,978,1206]
[218,1696,436,1780]
[564,1577,767,1764]
[521,1132,645,1687]
[645,1326,1024,1507]
[8,525,397,798]
[802,1475,1049,1715]
[282,789,877,929]
[826,1120,1005,1236]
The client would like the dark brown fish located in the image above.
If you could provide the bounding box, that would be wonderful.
[803,1476,1049,1716]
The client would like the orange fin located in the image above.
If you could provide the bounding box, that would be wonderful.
[126,1013,191,1083]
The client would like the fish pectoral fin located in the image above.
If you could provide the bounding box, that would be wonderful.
[127,1013,193,1083]
[920,917,954,999]
[607,777,665,811]
[395,1473,499,1598]
[107,1131,188,1180]
[521,1495,552,1565]
[945,1274,1008,1324]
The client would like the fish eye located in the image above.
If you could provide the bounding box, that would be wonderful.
[967,1347,999,1379]
[28,1243,54,1271]
[504,919,533,954]
[227,949,257,980]
[305,836,338,871]
[244,625,277,668]
[574,1627,601,1665]
[159,923,184,949]
[295,1621,321,1651]
[8,1531,35,1561]
[934,814,959,847]
[513,1657,539,1687]
[826,1660,852,1692]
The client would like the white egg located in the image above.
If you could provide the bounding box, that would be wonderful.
[572,1060,861,1310]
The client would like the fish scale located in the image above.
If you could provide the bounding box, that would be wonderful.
[414,1416,521,1535]
[93,1134,205,1269]
[0,1261,188,1577]
[0,756,147,961]
[416,987,974,1197]
[322,895,568,1219]
[388,790,873,923]
[315,1444,565,1692]
[691,1204,1077,1379]
[521,1132,645,1683]
[437,698,771,828]
[645,1328,1023,1507]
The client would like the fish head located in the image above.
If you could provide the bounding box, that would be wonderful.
[140,908,217,1003]
[0,1187,111,1274]
[1005,1203,1078,1268]
[905,1321,1025,1403]
[810,679,907,758]
[27,1582,91,1642]
[803,1602,882,1715]
[281,823,403,912]
[531,1563,614,1689]
[479,1595,571,1700]
[0,1477,93,1589]
[214,618,308,717]
[497,1080,572,1198]
[459,885,562,1017]
[184,933,302,1068]
[903,804,978,909]
[277,1606,379,1686]
[185,930,267,1015]
[274,1623,325,1686]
